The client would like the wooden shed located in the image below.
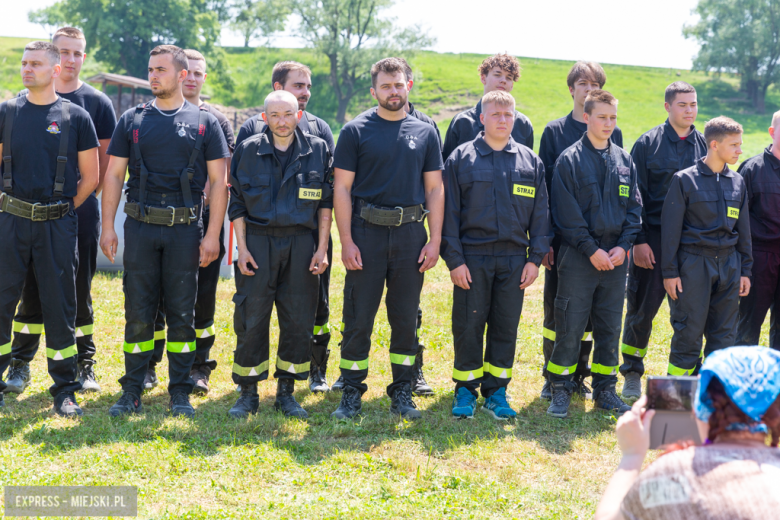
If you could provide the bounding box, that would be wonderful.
[85,72,151,116]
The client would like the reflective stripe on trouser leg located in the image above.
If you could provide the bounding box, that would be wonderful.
[621,343,648,358]
[271,233,319,382]
[13,321,44,334]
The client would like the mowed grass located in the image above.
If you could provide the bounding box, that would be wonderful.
[2,226,771,519]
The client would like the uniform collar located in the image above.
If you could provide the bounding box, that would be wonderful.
[473,100,485,129]
[257,125,312,158]
[407,102,418,118]
[474,132,519,156]
[581,132,612,155]
[763,145,780,170]
[663,119,698,143]
[697,157,733,177]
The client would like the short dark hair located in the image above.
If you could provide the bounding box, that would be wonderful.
[52,27,85,44]
[704,116,743,147]
[370,57,407,88]
[149,45,188,72]
[24,41,60,65]
[397,57,413,82]
[272,61,312,88]
[567,61,606,89]
[584,89,618,115]
[665,81,696,104]
[478,53,521,82]
[184,49,206,69]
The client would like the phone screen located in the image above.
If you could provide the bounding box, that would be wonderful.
[646,376,698,411]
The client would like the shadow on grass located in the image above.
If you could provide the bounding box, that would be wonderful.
[3,382,617,462]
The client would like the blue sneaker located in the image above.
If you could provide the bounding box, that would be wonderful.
[483,388,516,420]
[451,387,477,419]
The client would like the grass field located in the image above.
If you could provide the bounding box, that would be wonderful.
[2,34,779,159]
[1,226,772,519]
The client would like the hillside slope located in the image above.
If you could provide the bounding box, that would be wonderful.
[1,36,776,156]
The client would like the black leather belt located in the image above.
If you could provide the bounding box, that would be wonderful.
[354,199,428,226]
[124,202,200,226]
[0,192,70,221]
[680,245,736,258]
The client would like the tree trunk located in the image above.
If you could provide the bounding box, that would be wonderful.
[336,97,349,124]
[756,84,768,113]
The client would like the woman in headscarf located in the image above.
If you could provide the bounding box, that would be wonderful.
[594,346,780,520]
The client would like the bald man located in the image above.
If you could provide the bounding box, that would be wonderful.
[227,90,333,419]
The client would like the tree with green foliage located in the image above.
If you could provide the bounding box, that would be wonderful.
[292,0,434,123]
[28,4,67,40]
[43,0,223,80]
[230,0,290,48]
[685,0,780,113]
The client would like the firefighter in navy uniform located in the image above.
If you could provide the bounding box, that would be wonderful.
[235,61,336,394]
[442,91,551,420]
[619,82,707,399]
[228,90,332,419]
[547,90,641,419]
[736,111,780,349]
[537,61,623,401]
[100,45,229,418]
[662,117,752,375]
[331,58,444,420]
[143,49,236,395]
[5,27,116,395]
[0,41,99,415]
[442,53,533,160]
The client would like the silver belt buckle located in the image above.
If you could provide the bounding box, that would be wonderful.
[394,206,404,226]
[167,206,176,227]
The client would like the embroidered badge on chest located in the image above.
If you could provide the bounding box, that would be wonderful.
[513,184,535,198]
[46,122,61,134]
[728,207,739,219]
[619,185,630,197]
[299,188,322,200]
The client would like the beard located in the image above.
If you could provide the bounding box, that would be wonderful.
[153,82,179,100]
[270,123,296,140]
[378,92,407,112]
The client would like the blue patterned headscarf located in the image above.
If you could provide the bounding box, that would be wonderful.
[695,346,780,424]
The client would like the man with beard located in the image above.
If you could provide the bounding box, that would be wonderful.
[227,90,332,418]
[331,57,444,420]
[143,49,235,395]
[0,41,99,415]
[5,27,116,395]
[101,45,230,418]
[235,61,336,394]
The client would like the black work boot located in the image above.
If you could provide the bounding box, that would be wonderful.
[229,383,259,418]
[594,387,631,415]
[308,343,330,393]
[143,365,158,391]
[331,385,362,419]
[109,392,143,417]
[4,359,31,394]
[169,392,195,418]
[573,373,592,400]
[331,375,345,391]
[190,365,211,395]
[53,392,83,417]
[390,383,422,420]
[411,345,434,396]
[547,380,574,419]
[274,378,308,418]
[77,360,101,393]
[540,378,552,400]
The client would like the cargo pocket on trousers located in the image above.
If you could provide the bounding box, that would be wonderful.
[554,297,569,337]
[232,293,247,336]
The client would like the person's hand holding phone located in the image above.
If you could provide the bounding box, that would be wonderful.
[616,395,655,461]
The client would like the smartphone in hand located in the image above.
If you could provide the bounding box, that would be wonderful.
[647,376,703,449]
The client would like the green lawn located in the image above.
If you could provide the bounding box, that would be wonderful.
[1,227,771,519]
[1,35,778,159]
